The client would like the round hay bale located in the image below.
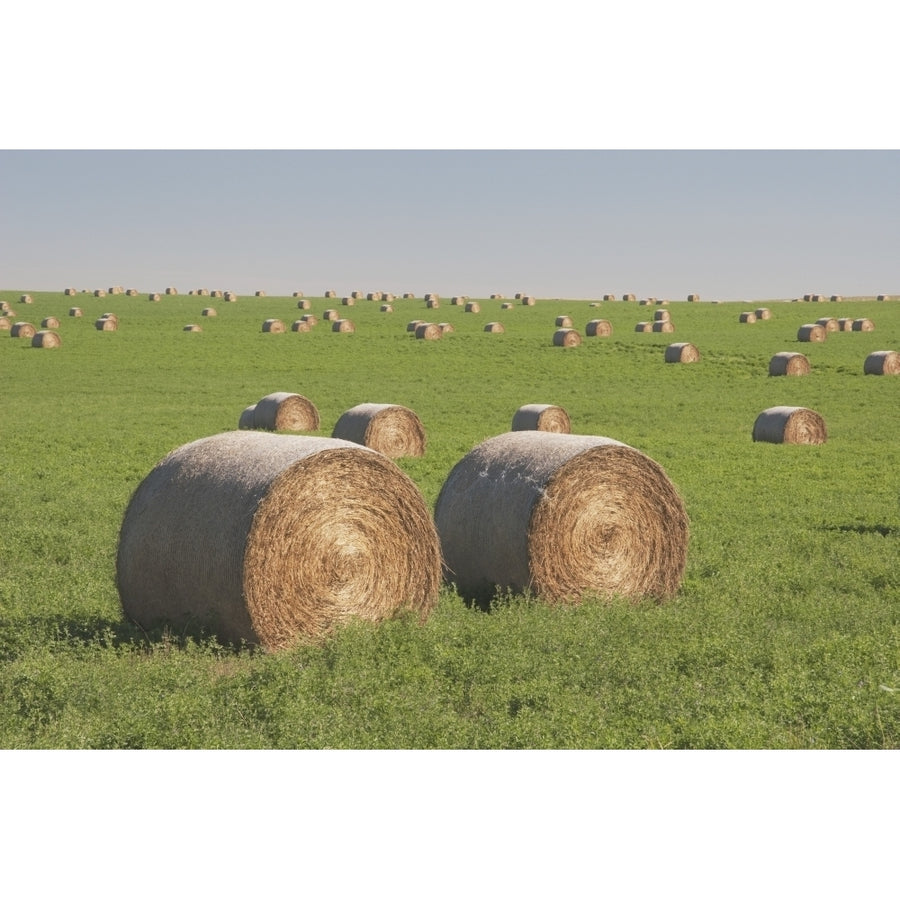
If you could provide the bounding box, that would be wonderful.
[830,295,843,303]
[490,294,503,300]
[366,292,382,302]
[41,316,60,329]
[664,342,700,363]
[211,290,223,298]
[95,316,117,331]
[197,289,210,297]
[125,288,138,297]
[291,320,311,333]
[802,294,812,302]
[555,315,573,328]
[438,322,454,334]
[238,405,257,429]
[407,319,425,333]
[837,318,854,331]
[484,322,505,334]
[148,293,161,302]
[323,309,339,321]
[342,296,355,306]
[653,309,671,322]
[0,318,10,331]
[585,319,612,337]
[64,288,76,296]
[94,289,106,298]
[68,307,83,318]
[248,392,320,431]
[877,294,890,302]
[424,293,439,302]
[331,403,426,458]
[634,322,653,333]
[300,314,318,326]
[511,404,571,434]
[652,321,675,333]
[403,293,415,299]
[852,318,875,332]
[262,318,285,333]
[755,308,772,320]
[11,322,37,339]
[351,291,363,300]
[19,294,33,304]
[296,299,311,310]
[639,299,652,306]
[687,293,700,302]
[864,350,900,375]
[332,318,355,333]
[0,301,9,311]
[768,351,811,376]
[116,431,441,649]
[224,291,237,302]
[202,308,217,318]
[521,296,536,306]
[100,313,118,325]
[816,317,839,332]
[165,287,178,295]
[255,290,267,297]
[292,291,305,298]
[811,294,824,303]
[798,324,826,342]
[464,302,481,313]
[415,322,442,341]
[500,302,514,310]
[553,328,581,347]
[434,431,689,605]
[752,407,827,444]
[656,299,669,306]
[325,290,337,298]
[380,304,394,313]
[183,324,202,332]
[450,297,464,306]
[739,311,757,323]
[425,298,440,309]
[623,293,636,302]
[603,294,617,302]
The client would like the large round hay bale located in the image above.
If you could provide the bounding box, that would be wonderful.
[323,309,339,321]
[380,304,394,313]
[0,318,10,331]
[201,306,217,317]
[296,299,311,310]
[403,293,415,299]
[830,295,843,303]
[331,403,426,458]
[292,291,305,298]
[484,322,505,333]
[11,322,37,339]
[555,315,573,328]
[332,318,355,333]
[450,296,464,306]
[864,350,900,375]
[500,302,514,310]
[342,296,355,306]
[183,324,202,332]
[148,293,161,302]
[664,342,700,363]
[245,392,320,431]
[41,316,61,329]
[739,312,757,323]
[95,316,117,331]
[464,301,481,313]
[415,322,442,340]
[837,318,854,331]
[653,309,671,323]
[406,319,425,333]
[852,318,875,332]
[511,404,571,434]
[768,351,811,376]
[425,298,440,309]
[197,289,210,297]
[19,294,33,304]
[634,322,653,333]
[438,322,454,334]
[211,290,223,298]
[262,318,285,333]
[811,294,824,303]
[325,290,337,298]
[585,319,612,337]
[798,324,826,342]
[755,308,772,320]
[291,320,311,332]
[816,317,839,332]
[752,407,827,444]
[652,321,675,333]
[366,292,381,302]
[434,431,689,605]
[490,294,503,300]
[603,294,617,302]
[300,314,318,326]
[877,294,890,302]
[165,287,178,295]
[32,330,61,348]
[94,289,106,298]
[255,290,267,297]
[521,296,536,306]
[0,302,10,312]
[687,293,700,302]
[623,293,636,302]
[64,287,76,296]
[116,431,441,649]
[424,293,439,302]
[351,291,363,300]
[68,307,83,317]
[224,291,237,302]
[639,299,652,307]
[553,328,581,347]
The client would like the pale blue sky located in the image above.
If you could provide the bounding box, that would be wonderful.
[1,150,898,301]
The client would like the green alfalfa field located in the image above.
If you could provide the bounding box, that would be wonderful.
[1,289,898,748]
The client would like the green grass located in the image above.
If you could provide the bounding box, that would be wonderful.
[1,290,898,747]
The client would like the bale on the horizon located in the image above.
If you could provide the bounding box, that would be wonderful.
[830,295,843,303]
[325,290,337,298]
[94,289,106,298]
[241,392,320,431]
[585,319,612,337]
[292,291,305,298]
[511,404,571,434]
[877,295,890,302]
[752,407,827,444]
[553,328,582,347]
[664,342,700,363]
[603,294,617,302]
[256,290,267,297]
[165,287,178,295]
[331,403,426,458]
[798,324,826,342]
[687,293,700,302]
[623,293,636,302]
[342,297,355,306]
[64,288,77,296]
[521,296,536,306]
[864,350,900,375]
[224,291,237,302]
[769,352,811,376]
[433,431,689,606]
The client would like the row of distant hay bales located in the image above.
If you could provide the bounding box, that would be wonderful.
[797,318,875,341]
[795,294,893,302]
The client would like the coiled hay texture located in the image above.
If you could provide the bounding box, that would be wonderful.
[291,320,311,332]
[202,308,217,317]
[69,307,83,317]
[635,322,652,333]
[739,312,757,324]
[586,319,612,337]
[553,328,581,347]
[816,317,839,332]
[415,322,442,340]
[183,324,202,332]
[332,318,355,333]
[852,318,875,332]
[32,330,61,348]
[426,298,440,309]
[331,403,426,458]
[755,308,772,320]
[243,392,320,431]
[864,350,900,375]
[434,431,689,606]
[521,296,536,306]
[511,404,571,434]
[798,324,826,342]
[297,299,311,309]
[20,294,33,304]
[752,406,827,444]
[323,309,339,321]
[556,315,573,328]
[11,322,37,339]
[484,322,505,333]
[116,431,442,649]
[652,321,675,333]
[41,316,60,329]
[653,309,671,323]
[262,319,285,333]
[465,301,481,313]
[665,342,700,363]
[769,352,810,376]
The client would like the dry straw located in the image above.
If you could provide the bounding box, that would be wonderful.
[623,293,636,302]
[12,322,37,338]
[521,296,536,306]
[211,290,223,298]
[665,342,700,363]
[424,293,439,302]
[603,294,617,302]
[864,350,900,375]
[293,291,305,298]
[325,290,337,298]
[291,320,311,332]
[484,322,505,333]
[41,316,60,329]
[511,404,571,433]
[69,307,83,317]
[634,322,653,333]
[20,294,33,304]
[652,321,675,333]
[183,324,202,332]
[556,315,573,328]
[553,328,582,347]
[798,324,826,342]
[585,319,613,337]
[415,323,442,340]
[0,318,10,331]
[116,431,441,649]
[331,403,427,458]
[852,318,875,332]
[300,314,318,326]
[202,308,217,317]
[342,297,355,306]
[451,297,464,306]
[148,293,161,302]
[95,317,117,331]
[407,319,425,332]
[256,290,267,297]
[198,289,210,297]
[262,319,285,333]
[837,318,854,331]
[769,352,811,376]
[380,304,393,313]
[752,406,827,444]
[438,322,455,334]
[687,293,700,302]
[465,301,481,313]
[332,319,355,332]
[224,292,237,302]
[241,392,320,431]
[434,431,689,606]
[351,291,363,300]
[653,309,671,322]
[816,317,839,332]
[426,298,440,309]
[366,292,382,301]
[403,293,415,299]
[166,287,178,295]
[830,295,843,303]
[297,299,311,310]
[755,308,772,320]
[877,295,890,302]
[64,288,76,296]
[94,289,106,297]
[323,309,339,321]
[739,312,757,324]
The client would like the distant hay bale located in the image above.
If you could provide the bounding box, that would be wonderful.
[802,294,812,302]
[769,352,811,376]
[816,317,839,332]
[490,294,503,300]
[69,307,83,317]
[291,320,311,332]
[110,287,123,295]
[555,315,573,328]
[864,350,900,375]
[603,294,617,302]
[41,316,60,329]
[116,431,441,649]
[438,322,454,334]
[64,288,77,296]
[292,291,305,298]
[224,291,237,302]
[656,299,669,306]
[211,290,223,298]
[837,318,854,331]
[415,322,442,340]
[687,293,700,302]
[262,319,285,333]
[0,302,10,311]
[515,293,523,300]
[300,314,318,326]
[183,324,202,332]
[653,309,671,323]
[521,296,536,306]
[406,319,425,332]
[94,289,106,298]
[95,318,117,331]
[424,293,439,302]
[451,297,464,306]
[0,318,10,331]
[125,289,138,297]
[623,293,636,302]
[877,295,890,302]
[798,324,826,342]
[752,406,827,444]
[351,291,363,300]
[403,293,415,299]
[243,392,320,431]
[331,403,426,458]
[201,308,217,317]
[830,295,843,303]
[165,287,178,295]
[12,322,36,339]
[511,404,571,434]
[380,304,394,313]
[465,301,481,313]
[323,309,339,321]
[500,302,514,310]
[639,299,652,306]
[665,342,700,363]
[811,294,824,303]
[198,289,210,297]
[342,296,355,306]
[255,290,267,297]
[484,322,505,333]
[852,318,875,332]
[292,299,311,311]
[332,318,355,333]
[553,328,582,347]
[755,308,772,320]
[433,431,689,605]
[148,292,161,302]
[100,313,118,325]
[19,294,33,304]
[366,292,382,301]
[426,298,440,309]
[739,312,757,323]
[325,290,337,298]
[652,321,675,333]
[585,319,612,337]
[635,322,653,333]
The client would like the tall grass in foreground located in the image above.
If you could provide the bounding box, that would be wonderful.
[0,291,898,747]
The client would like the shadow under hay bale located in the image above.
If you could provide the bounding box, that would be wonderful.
[511,404,571,433]
[241,392,320,431]
[331,403,427,458]
[434,431,689,607]
[664,342,700,363]
[116,431,441,649]
[769,351,810,376]
[864,350,900,375]
[752,407,827,444]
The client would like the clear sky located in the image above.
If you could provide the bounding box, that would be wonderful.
[2,149,899,301]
